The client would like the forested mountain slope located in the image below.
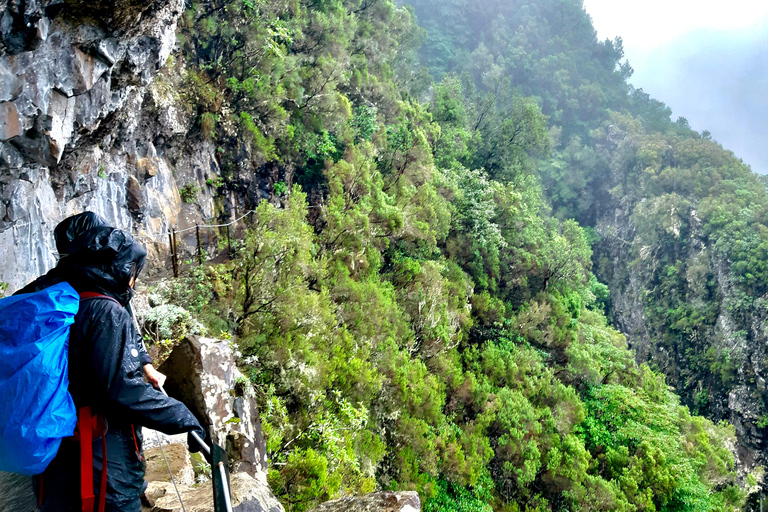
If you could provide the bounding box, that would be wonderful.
[409,0,768,501]
[1,0,761,510]
[140,0,765,510]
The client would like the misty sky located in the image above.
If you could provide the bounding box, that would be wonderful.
[582,0,768,174]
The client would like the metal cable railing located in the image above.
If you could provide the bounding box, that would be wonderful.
[135,210,257,277]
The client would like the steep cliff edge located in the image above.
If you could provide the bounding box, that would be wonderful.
[0,0,227,291]
[586,117,768,488]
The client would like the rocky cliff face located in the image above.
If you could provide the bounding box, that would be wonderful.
[143,335,284,512]
[0,0,229,291]
[591,124,768,491]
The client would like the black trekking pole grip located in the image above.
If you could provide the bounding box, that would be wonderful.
[190,431,211,456]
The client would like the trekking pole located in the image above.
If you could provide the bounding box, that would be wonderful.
[218,461,234,512]
[158,386,233,512]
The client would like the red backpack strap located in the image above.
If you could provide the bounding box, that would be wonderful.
[79,407,94,512]
[79,292,120,305]
[97,434,107,512]
[76,406,108,512]
[75,293,114,511]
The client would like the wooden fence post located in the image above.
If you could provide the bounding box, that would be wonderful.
[172,230,180,277]
[196,225,203,266]
[226,224,233,258]
[169,232,178,278]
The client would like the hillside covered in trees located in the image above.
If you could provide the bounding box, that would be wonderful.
[407,0,768,492]
[141,0,768,510]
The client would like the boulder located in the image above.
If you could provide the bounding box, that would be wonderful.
[127,174,146,215]
[145,471,284,512]
[309,492,421,512]
[72,47,111,95]
[144,443,195,487]
[0,472,36,512]
[158,336,268,478]
[0,102,21,141]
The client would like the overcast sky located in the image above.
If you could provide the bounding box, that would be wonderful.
[582,0,768,174]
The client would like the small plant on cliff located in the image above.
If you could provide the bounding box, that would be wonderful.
[274,181,287,196]
[206,177,225,189]
[180,183,200,203]
[201,112,219,139]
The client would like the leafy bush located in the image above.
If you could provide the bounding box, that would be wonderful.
[143,304,207,343]
[180,183,200,203]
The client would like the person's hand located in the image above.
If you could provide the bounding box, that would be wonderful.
[188,427,212,462]
[143,364,167,390]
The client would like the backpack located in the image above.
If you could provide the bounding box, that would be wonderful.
[0,282,79,475]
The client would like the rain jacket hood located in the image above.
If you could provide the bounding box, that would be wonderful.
[14,212,112,296]
[63,227,148,307]
[53,212,108,257]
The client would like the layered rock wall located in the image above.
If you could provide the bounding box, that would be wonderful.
[0,0,224,291]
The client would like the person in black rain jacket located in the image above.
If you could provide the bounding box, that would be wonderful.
[16,212,167,388]
[36,226,207,512]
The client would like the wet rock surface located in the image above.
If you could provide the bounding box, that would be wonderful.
[144,472,284,512]
[144,443,195,487]
[308,491,421,512]
[0,0,222,291]
[0,0,286,292]
[158,336,268,478]
[0,0,181,168]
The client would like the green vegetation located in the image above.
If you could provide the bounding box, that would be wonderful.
[159,0,762,510]
[411,0,768,480]
[180,183,201,203]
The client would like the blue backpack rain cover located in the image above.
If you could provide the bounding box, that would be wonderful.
[0,282,79,475]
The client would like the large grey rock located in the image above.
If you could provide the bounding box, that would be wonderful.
[144,443,195,487]
[309,492,421,512]
[145,472,284,512]
[0,60,22,102]
[0,101,20,141]
[0,0,180,167]
[159,336,268,478]
[0,472,35,512]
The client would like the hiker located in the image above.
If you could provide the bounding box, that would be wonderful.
[34,225,207,512]
[15,212,166,389]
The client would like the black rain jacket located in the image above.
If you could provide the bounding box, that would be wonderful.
[37,227,205,511]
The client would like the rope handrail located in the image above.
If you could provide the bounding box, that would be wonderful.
[134,209,257,240]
